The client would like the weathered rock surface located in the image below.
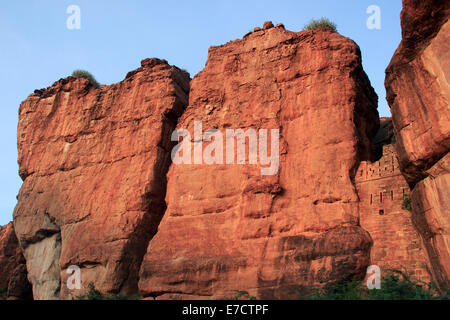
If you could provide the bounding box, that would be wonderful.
[0,223,32,299]
[13,58,190,299]
[385,0,450,289]
[356,118,432,283]
[12,5,447,298]
[139,24,379,299]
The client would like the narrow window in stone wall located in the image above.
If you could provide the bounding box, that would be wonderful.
[403,188,405,199]
[391,190,393,200]
[380,192,383,203]
[370,194,372,205]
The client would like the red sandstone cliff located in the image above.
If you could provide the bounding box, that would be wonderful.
[385,0,450,289]
[7,9,445,299]
[138,23,379,299]
[0,223,32,299]
[13,58,190,299]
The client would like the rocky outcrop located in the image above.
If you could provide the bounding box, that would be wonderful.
[0,223,32,300]
[356,119,432,282]
[385,0,450,289]
[13,58,190,299]
[138,23,379,299]
[16,11,446,298]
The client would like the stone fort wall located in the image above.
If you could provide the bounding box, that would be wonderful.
[356,119,432,282]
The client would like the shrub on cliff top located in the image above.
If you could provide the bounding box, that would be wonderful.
[303,17,337,32]
[71,69,99,87]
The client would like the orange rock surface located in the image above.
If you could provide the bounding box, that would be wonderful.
[0,223,31,299]
[13,58,190,299]
[9,2,448,299]
[138,24,379,299]
[385,0,450,289]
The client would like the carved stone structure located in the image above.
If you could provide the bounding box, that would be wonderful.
[356,119,432,282]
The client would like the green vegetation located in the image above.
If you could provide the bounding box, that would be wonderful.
[0,287,7,297]
[226,290,257,300]
[390,134,397,145]
[76,283,103,300]
[303,17,337,32]
[75,283,142,300]
[71,69,100,87]
[306,278,365,300]
[304,269,449,300]
[402,194,412,211]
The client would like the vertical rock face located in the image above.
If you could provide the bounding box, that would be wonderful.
[139,25,379,299]
[356,118,432,282]
[13,58,190,299]
[0,223,32,300]
[385,0,450,288]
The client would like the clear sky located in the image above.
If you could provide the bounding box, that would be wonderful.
[0,0,402,225]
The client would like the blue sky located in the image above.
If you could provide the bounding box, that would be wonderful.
[0,0,402,225]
